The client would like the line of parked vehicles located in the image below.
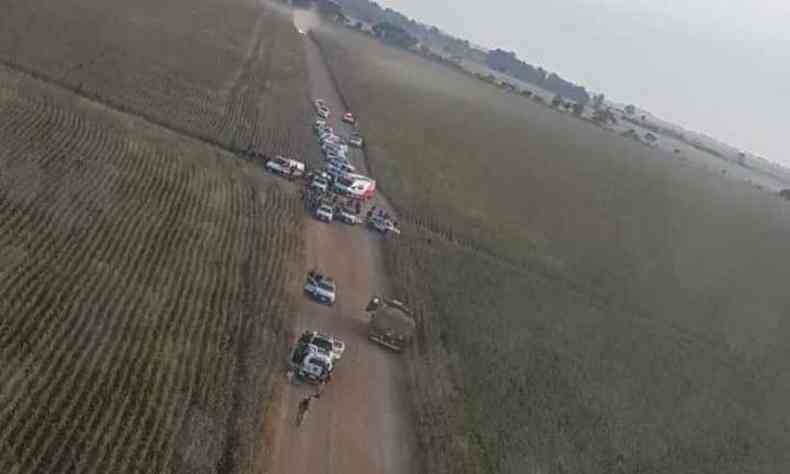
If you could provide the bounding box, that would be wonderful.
[286,99,415,387]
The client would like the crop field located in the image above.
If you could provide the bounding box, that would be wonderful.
[0,0,312,158]
[0,57,304,474]
[316,25,790,474]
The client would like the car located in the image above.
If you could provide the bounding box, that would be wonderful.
[327,152,350,163]
[324,149,346,161]
[313,119,327,132]
[320,137,342,148]
[334,174,376,200]
[322,142,348,154]
[310,176,329,192]
[336,207,361,225]
[323,141,348,151]
[320,134,342,145]
[314,203,334,222]
[325,163,352,180]
[265,155,304,177]
[368,214,401,235]
[324,151,349,164]
[348,135,364,147]
[327,154,351,165]
[304,271,337,305]
[327,159,355,174]
[310,332,345,361]
[299,330,345,361]
[343,112,356,124]
[319,134,340,146]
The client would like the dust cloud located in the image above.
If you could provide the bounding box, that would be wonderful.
[293,7,320,34]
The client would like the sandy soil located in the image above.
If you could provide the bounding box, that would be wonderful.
[262,12,417,474]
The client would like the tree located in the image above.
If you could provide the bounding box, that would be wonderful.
[593,93,606,110]
[372,22,418,49]
[592,108,617,125]
[551,94,563,108]
[625,104,636,115]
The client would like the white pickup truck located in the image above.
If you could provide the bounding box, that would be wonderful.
[304,271,337,305]
[314,203,334,223]
[265,155,304,178]
[367,214,401,235]
[288,330,345,383]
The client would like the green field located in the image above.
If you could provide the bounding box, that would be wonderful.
[316,24,790,474]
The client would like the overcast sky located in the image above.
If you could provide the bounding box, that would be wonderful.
[375,0,790,165]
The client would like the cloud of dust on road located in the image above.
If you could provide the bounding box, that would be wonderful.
[293,7,320,34]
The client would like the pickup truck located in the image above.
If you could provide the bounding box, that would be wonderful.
[310,176,330,193]
[265,156,304,178]
[314,203,334,223]
[366,297,415,352]
[336,207,361,225]
[367,214,400,235]
[304,271,337,305]
[348,134,364,148]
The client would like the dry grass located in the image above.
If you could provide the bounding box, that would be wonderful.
[317,25,790,474]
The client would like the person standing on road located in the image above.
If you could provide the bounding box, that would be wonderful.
[296,396,311,427]
[295,393,320,427]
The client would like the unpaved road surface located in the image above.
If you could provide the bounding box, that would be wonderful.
[263,12,417,474]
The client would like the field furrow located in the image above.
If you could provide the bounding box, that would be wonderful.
[0,2,310,471]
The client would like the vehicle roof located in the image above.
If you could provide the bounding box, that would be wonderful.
[371,306,416,334]
[317,275,335,284]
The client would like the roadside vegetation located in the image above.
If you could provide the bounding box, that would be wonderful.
[316,24,790,474]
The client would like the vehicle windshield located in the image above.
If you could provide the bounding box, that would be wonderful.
[311,338,333,353]
[318,280,335,292]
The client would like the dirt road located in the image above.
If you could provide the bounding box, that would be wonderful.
[263,12,417,474]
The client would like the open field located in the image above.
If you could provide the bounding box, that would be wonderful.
[0,0,312,158]
[316,25,790,473]
[0,7,307,471]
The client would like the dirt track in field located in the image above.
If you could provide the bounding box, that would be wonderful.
[262,11,417,474]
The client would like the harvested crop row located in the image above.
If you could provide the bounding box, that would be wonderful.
[0,62,304,474]
[0,0,313,160]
